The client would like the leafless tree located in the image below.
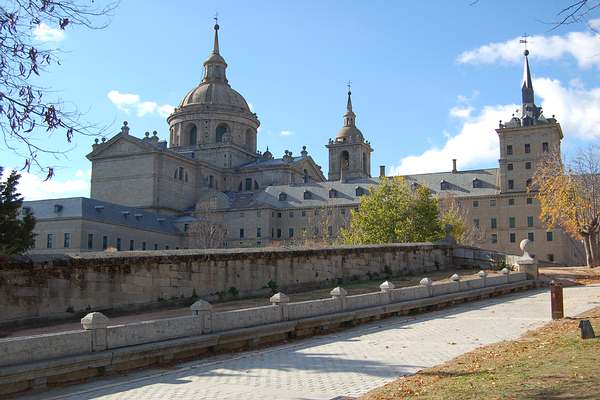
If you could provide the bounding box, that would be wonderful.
[0,0,117,177]
[186,209,226,249]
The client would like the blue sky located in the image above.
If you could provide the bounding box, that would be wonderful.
[5,0,600,199]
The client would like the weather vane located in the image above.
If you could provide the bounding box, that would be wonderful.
[347,80,352,93]
[520,33,529,51]
[214,12,219,24]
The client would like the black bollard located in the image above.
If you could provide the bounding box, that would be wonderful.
[579,319,596,339]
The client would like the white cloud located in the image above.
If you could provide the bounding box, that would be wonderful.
[280,130,293,137]
[33,22,65,42]
[449,105,473,119]
[13,169,90,201]
[390,77,600,175]
[458,20,600,68]
[390,104,516,175]
[107,90,174,118]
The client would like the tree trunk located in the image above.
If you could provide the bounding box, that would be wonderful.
[583,234,593,268]
[591,231,600,267]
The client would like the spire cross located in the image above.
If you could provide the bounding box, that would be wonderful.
[214,12,219,24]
[520,33,529,50]
[347,80,352,93]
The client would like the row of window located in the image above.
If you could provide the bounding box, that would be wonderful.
[507,178,532,190]
[267,208,351,219]
[472,197,534,208]
[278,187,366,202]
[44,233,172,251]
[507,161,532,171]
[473,216,539,230]
[487,231,553,245]
[239,226,337,239]
[506,142,549,155]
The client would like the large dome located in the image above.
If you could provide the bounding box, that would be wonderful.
[180,82,251,112]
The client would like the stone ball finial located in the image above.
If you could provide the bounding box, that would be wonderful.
[101,137,106,143]
[94,138,99,144]
[152,130,158,136]
[123,121,128,126]
[524,49,530,56]
[145,131,150,137]
[302,145,306,151]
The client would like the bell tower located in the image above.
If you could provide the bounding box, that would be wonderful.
[326,85,373,181]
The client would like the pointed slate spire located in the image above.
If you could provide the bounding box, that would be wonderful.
[521,49,534,105]
[343,83,356,127]
[212,18,220,55]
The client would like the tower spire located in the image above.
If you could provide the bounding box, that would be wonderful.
[213,13,220,54]
[343,82,356,127]
[522,49,534,105]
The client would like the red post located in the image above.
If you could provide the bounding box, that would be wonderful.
[550,280,564,320]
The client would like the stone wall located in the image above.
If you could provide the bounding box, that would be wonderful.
[0,243,454,326]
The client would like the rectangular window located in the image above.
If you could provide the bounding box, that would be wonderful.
[525,143,531,153]
[314,209,320,216]
[507,163,513,171]
[473,200,479,208]
[528,232,535,242]
[165,245,169,250]
[328,226,333,236]
[508,198,515,206]
[289,228,294,238]
[491,233,498,244]
[102,235,108,250]
[276,228,282,238]
[116,238,122,251]
[47,233,54,249]
[473,218,480,229]
[209,175,214,188]
[527,216,534,227]
[341,208,346,215]
[271,228,274,238]
[546,231,553,242]
[129,239,134,250]
[525,161,532,170]
[63,233,71,248]
[491,218,497,229]
[507,145,513,155]
[184,224,189,232]
[239,229,245,239]
[327,209,333,215]
[289,211,294,218]
[245,178,252,191]
[257,210,261,217]
[548,254,554,262]
[87,233,94,250]
[277,212,282,218]
[527,197,533,205]
[257,227,262,238]
[510,232,516,243]
[542,142,549,152]
[490,199,496,207]
[301,210,306,217]
[509,217,516,229]
[154,243,158,250]
[508,180,514,190]
[142,242,147,250]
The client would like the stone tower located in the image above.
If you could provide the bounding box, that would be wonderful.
[326,89,373,181]
[496,49,563,194]
[167,21,260,168]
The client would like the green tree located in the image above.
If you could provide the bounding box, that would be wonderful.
[340,177,445,245]
[0,167,36,255]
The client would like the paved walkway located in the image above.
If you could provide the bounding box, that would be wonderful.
[20,285,600,400]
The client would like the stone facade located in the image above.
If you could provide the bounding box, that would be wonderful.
[22,23,584,265]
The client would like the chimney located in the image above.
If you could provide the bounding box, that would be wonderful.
[452,159,457,174]
[379,165,386,178]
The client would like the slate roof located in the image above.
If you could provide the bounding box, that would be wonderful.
[403,168,500,197]
[23,197,181,235]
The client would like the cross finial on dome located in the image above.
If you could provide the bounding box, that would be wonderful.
[346,81,353,112]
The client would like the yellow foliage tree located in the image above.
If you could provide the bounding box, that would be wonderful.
[533,146,600,267]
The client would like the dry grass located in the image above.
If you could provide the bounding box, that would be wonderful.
[361,307,600,400]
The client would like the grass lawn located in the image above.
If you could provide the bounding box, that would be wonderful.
[361,306,600,400]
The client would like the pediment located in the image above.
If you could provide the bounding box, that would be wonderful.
[86,134,157,160]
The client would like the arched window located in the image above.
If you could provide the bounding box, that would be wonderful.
[216,124,229,143]
[278,192,287,201]
[303,190,312,200]
[329,189,337,198]
[245,129,253,148]
[362,152,367,174]
[440,179,449,190]
[188,125,197,146]
[340,151,350,170]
